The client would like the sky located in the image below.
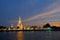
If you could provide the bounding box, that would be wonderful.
[0,0,60,27]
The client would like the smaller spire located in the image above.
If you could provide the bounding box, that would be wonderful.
[11,24,13,28]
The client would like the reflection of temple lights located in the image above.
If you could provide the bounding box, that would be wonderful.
[17,31,23,40]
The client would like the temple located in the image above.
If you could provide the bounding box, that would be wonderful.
[17,16,23,30]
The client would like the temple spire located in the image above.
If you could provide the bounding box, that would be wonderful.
[11,24,13,28]
[17,16,23,30]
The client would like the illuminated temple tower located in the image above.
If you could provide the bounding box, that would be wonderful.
[17,17,23,30]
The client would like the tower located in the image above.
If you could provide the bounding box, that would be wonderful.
[11,24,14,28]
[17,16,23,30]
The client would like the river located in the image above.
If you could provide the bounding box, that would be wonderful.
[0,31,60,40]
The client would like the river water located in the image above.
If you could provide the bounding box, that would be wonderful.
[0,31,60,40]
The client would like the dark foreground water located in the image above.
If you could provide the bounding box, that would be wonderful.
[0,31,60,40]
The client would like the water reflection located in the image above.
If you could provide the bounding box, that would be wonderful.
[1,31,60,40]
[17,31,23,40]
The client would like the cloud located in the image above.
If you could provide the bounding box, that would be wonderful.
[47,0,60,9]
[24,7,60,22]
[49,22,60,27]
[9,0,60,25]
[23,1,60,22]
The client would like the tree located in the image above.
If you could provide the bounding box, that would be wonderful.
[43,23,51,28]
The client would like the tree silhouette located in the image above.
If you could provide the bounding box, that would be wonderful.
[43,23,51,28]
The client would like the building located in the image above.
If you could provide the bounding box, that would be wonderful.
[17,17,23,30]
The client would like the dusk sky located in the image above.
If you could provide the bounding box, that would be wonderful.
[0,0,60,27]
